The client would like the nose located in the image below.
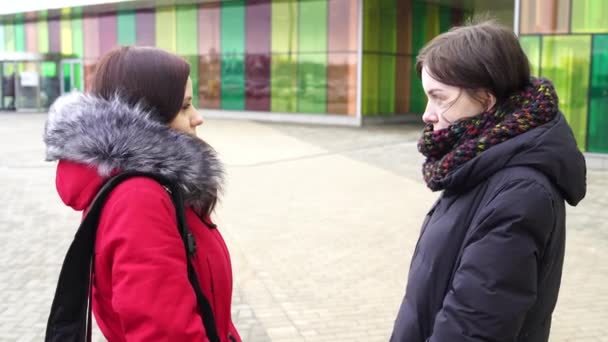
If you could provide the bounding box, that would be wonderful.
[191,112,204,127]
[422,104,438,125]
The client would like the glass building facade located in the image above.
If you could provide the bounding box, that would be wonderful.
[0,0,606,152]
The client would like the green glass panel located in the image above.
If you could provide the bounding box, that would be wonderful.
[184,56,199,108]
[271,0,298,112]
[409,1,427,114]
[439,6,452,33]
[117,10,136,46]
[362,53,379,115]
[379,0,396,54]
[363,0,380,52]
[63,63,71,93]
[14,14,25,52]
[588,35,608,152]
[72,16,84,58]
[299,0,327,53]
[541,36,591,150]
[176,6,198,55]
[221,54,245,110]
[156,7,176,52]
[271,55,298,112]
[378,55,396,114]
[272,0,298,54]
[572,0,608,33]
[298,0,327,113]
[37,11,49,53]
[520,35,541,77]
[73,63,83,91]
[298,53,327,113]
[0,26,5,52]
[220,1,245,110]
[41,62,57,77]
[4,22,15,52]
[221,1,245,55]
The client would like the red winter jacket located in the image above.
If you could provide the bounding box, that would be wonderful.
[55,160,241,342]
[45,92,241,342]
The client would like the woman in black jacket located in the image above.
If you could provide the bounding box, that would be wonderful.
[390,20,586,342]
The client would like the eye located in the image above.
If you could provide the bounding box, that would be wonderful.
[182,103,191,110]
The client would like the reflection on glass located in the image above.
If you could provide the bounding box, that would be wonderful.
[541,36,591,150]
[271,54,298,112]
[327,53,357,115]
[395,55,411,114]
[246,0,271,111]
[99,14,117,55]
[245,54,271,111]
[136,10,155,46]
[199,4,221,56]
[588,35,608,152]
[199,53,221,109]
[298,53,327,113]
[328,0,358,53]
[48,19,61,53]
[221,53,245,110]
[572,0,608,33]
[16,62,39,109]
[83,16,100,60]
[520,0,569,34]
[519,36,541,76]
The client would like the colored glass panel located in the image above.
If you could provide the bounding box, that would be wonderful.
[221,54,245,110]
[327,53,357,115]
[136,10,155,46]
[37,12,49,53]
[362,0,379,115]
[221,1,245,55]
[328,0,358,115]
[328,0,358,53]
[198,4,221,109]
[572,0,608,33]
[14,15,25,52]
[41,61,59,107]
[299,0,327,113]
[541,36,591,150]
[272,0,299,54]
[395,0,412,113]
[99,14,118,55]
[588,35,608,152]
[83,15,100,60]
[183,56,199,108]
[362,54,379,115]
[298,53,327,113]
[25,21,38,53]
[0,26,4,51]
[246,0,271,111]
[426,4,440,42]
[439,6,452,33]
[48,19,61,53]
[117,10,136,46]
[176,6,198,56]
[395,55,411,113]
[378,0,396,114]
[409,1,427,114]
[271,0,299,112]
[156,6,176,52]
[520,36,541,77]
[72,11,84,58]
[520,0,569,34]
[221,1,245,110]
[4,22,15,52]
[60,10,73,55]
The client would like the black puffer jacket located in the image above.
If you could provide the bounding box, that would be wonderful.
[391,112,586,342]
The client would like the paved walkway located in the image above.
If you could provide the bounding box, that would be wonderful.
[0,113,606,341]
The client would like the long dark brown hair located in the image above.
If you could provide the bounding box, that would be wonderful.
[91,46,190,123]
[90,46,218,216]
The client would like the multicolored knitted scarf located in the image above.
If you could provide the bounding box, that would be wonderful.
[418,77,559,191]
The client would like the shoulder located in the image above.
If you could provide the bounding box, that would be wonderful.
[103,176,174,214]
[486,166,556,205]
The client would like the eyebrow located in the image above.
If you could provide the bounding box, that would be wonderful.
[427,89,444,95]
[184,96,192,101]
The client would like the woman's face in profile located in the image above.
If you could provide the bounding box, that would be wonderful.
[169,77,203,136]
[421,67,494,131]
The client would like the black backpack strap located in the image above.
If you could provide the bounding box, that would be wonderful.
[45,171,220,342]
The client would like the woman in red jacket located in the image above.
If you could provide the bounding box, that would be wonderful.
[44,46,241,342]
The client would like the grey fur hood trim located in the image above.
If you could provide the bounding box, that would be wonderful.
[44,92,224,209]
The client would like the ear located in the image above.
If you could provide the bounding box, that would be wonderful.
[485,92,496,111]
